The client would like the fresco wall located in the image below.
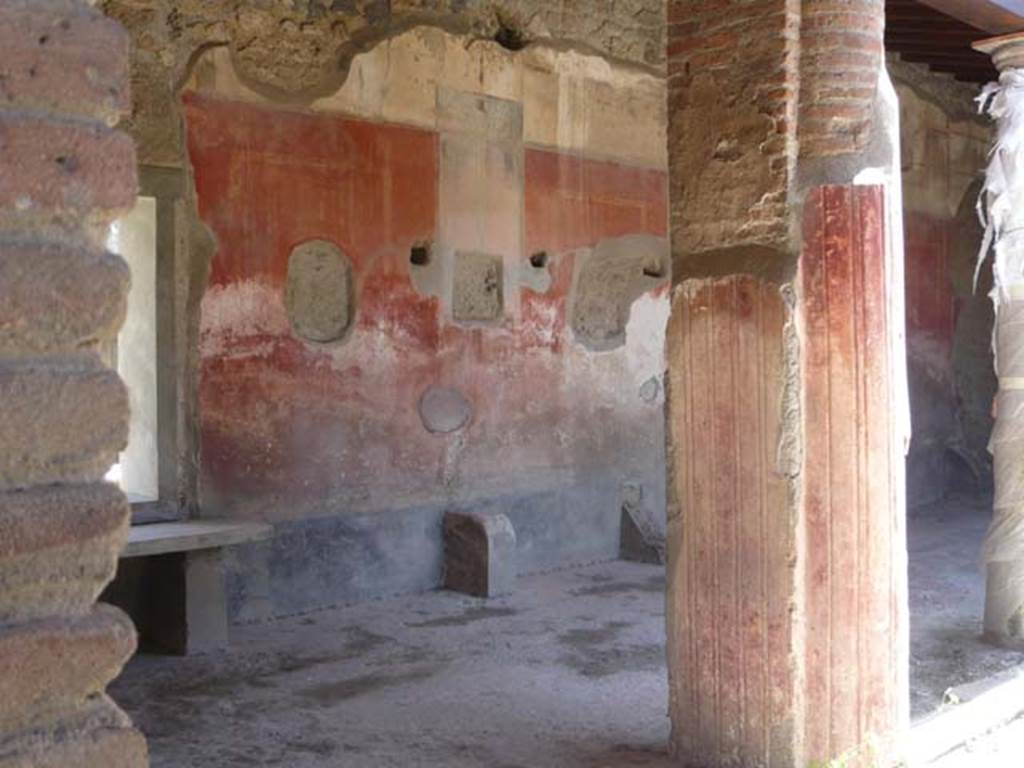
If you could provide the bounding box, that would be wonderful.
[183,29,670,617]
[893,58,995,507]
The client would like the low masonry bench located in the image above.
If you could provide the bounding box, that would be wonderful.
[102,521,273,656]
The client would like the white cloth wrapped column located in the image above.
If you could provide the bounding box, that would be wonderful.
[975,36,1024,648]
[984,285,1024,645]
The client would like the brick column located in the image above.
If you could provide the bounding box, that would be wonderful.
[0,1,147,765]
[666,2,908,766]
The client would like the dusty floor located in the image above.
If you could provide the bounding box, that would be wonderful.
[909,491,1024,718]
[111,493,1024,766]
[111,561,674,768]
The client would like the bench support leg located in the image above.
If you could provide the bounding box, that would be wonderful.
[183,549,229,654]
[102,549,230,655]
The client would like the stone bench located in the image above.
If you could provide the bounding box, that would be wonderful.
[102,521,272,656]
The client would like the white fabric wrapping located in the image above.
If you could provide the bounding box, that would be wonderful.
[978,72,1024,298]
[978,71,1024,564]
[984,299,1024,563]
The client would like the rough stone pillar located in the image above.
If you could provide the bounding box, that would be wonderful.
[973,33,1024,650]
[665,1,909,765]
[0,1,146,765]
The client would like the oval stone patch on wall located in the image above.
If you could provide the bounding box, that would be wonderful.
[285,240,353,343]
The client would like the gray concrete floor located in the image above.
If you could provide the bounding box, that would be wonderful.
[111,561,674,768]
[909,492,1024,719]
[110,494,1024,766]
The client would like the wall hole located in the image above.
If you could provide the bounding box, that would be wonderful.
[530,251,548,269]
[55,155,79,173]
[494,16,528,51]
[642,260,665,279]
[410,243,431,267]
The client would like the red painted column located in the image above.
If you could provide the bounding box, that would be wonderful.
[666,0,906,763]
[666,276,797,767]
[666,187,908,767]
[799,185,909,766]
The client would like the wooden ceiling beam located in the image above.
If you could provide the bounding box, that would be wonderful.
[913,0,1024,34]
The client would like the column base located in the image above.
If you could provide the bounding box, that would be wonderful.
[984,560,1024,650]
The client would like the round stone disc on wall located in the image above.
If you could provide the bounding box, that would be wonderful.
[285,240,353,343]
[419,386,472,434]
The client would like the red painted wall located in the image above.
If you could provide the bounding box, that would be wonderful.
[184,94,668,521]
[905,211,956,362]
[524,149,668,256]
[902,203,995,500]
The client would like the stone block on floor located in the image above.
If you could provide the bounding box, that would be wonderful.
[619,480,665,565]
[443,511,516,598]
[620,506,665,565]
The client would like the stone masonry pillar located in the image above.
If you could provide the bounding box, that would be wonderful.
[973,33,1024,650]
[0,1,147,766]
[665,1,910,766]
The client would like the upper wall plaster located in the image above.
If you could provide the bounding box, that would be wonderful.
[890,56,991,220]
[102,0,665,168]
[187,29,667,170]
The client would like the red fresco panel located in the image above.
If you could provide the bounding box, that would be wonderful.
[184,94,669,518]
[524,148,668,256]
[185,94,445,510]
[904,211,956,352]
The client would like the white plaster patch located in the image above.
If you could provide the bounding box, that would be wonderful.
[624,290,670,388]
[327,327,402,373]
[562,288,669,411]
[907,333,956,387]
[520,300,560,348]
[200,279,291,357]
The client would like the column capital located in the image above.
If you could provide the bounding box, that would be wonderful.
[975,31,1024,72]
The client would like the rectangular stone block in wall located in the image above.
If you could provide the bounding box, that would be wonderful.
[437,88,523,321]
[452,251,504,322]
